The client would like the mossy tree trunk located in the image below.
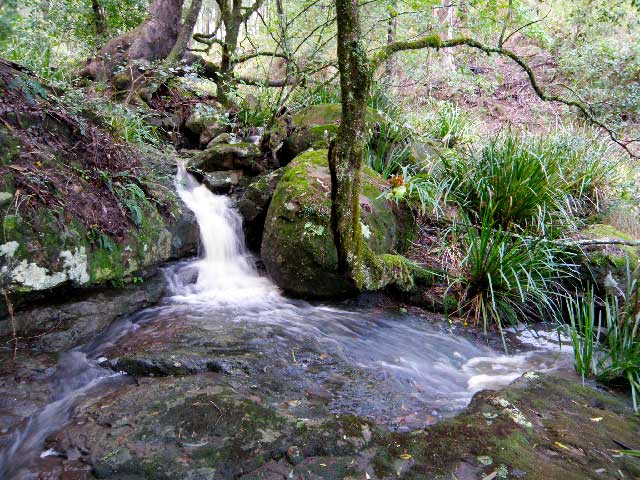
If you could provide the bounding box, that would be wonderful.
[81,0,184,81]
[329,0,371,289]
[329,0,442,293]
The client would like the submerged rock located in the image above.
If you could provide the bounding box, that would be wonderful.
[261,149,415,297]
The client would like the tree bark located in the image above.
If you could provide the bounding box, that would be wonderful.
[91,0,107,36]
[81,0,184,81]
[166,0,203,63]
[330,0,371,287]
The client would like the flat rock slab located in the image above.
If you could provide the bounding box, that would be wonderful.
[26,372,640,479]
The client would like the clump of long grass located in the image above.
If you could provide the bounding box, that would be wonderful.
[427,102,473,148]
[564,264,640,411]
[458,212,577,341]
[443,134,579,234]
[365,121,414,178]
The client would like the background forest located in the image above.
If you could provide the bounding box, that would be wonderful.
[1,1,640,477]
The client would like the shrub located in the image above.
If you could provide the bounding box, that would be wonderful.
[443,134,581,234]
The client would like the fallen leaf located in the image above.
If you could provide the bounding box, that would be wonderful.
[399,453,412,460]
[590,417,603,422]
[554,442,570,450]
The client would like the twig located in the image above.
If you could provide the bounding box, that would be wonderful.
[2,289,17,360]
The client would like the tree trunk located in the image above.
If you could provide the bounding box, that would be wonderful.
[329,0,371,288]
[166,0,203,63]
[91,0,107,36]
[81,0,184,81]
[384,4,397,82]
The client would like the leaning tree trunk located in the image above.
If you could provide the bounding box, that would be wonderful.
[166,0,203,63]
[81,0,184,81]
[329,0,372,289]
[214,2,243,104]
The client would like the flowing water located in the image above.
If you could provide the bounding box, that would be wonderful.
[0,164,572,479]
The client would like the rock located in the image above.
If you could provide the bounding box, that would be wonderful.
[0,276,165,351]
[110,354,242,377]
[206,132,231,147]
[238,169,285,252]
[0,191,12,206]
[189,142,262,174]
[184,102,222,137]
[279,104,383,166]
[38,372,640,479]
[261,149,415,297]
[576,223,640,295]
[145,112,182,131]
[202,170,243,194]
[199,122,227,147]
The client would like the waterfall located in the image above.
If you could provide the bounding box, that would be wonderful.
[171,163,276,303]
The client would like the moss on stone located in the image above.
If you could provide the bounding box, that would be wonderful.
[262,149,416,298]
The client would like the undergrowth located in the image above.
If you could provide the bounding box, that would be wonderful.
[563,265,640,411]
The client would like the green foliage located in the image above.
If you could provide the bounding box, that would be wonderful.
[459,212,576,339]
[365,121,413,178]
[0,0,148,81]
[427,102,473,148]
[563,267,640,411]
[444,134,574,233]
[100,103,161,147]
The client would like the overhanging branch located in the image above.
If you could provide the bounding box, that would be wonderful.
[372,35,637,159]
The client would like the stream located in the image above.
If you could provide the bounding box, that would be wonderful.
[0,165,573,479]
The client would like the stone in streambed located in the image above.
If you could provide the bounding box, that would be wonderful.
[189,142,262,174]
[238,169,285,252]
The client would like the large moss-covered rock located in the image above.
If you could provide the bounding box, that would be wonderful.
[261,149,415,297]
[279,104,383,165]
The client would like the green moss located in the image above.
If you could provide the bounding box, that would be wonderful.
[0,124,20,165]
[262,149,417,297]
[581,223,634,241]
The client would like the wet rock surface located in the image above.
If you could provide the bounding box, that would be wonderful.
[19,371,640,479]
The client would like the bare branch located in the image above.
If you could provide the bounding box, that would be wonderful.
[232,51,291,65]
[372,36,637,159]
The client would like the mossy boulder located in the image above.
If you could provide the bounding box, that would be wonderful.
[576,223,640,295]
[238,169,285,252]
[279,104,383,165]
[261,149,415,297]
[189,142,262,173]
[183,102,223,137]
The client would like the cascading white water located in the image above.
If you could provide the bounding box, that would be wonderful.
[171,163,276,302]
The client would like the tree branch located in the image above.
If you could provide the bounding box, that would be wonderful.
[232,51,291,65]
[372,36,637,159]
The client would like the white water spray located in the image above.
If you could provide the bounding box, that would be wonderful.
[172,163,276,303]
